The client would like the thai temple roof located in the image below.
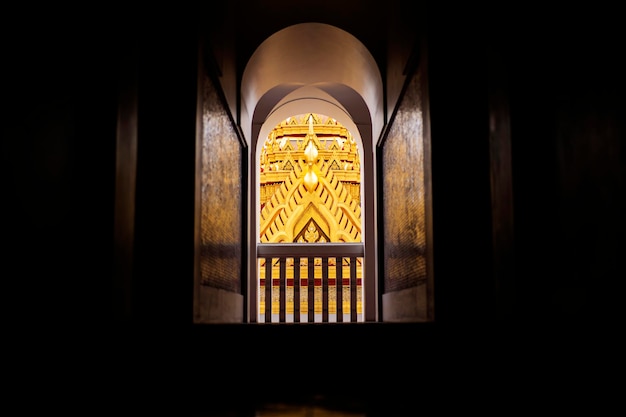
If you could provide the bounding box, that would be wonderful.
[259,113,362,243]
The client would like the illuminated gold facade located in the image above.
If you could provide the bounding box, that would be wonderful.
[259,113,363,319]
[260,113,361,243]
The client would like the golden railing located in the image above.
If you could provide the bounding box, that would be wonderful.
[257,243,364,323]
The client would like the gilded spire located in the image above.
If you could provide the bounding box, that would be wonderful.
[303,137,319,192]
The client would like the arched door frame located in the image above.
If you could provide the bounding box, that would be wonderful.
[240,23,384,322]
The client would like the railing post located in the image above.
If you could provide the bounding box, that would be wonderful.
[279,257,286,323]
[265,257,272,323]
[308,256,315,322]
[294,256,300,323]
[336,256,343,322]
[322,257,329,322]
[350,256,357,322]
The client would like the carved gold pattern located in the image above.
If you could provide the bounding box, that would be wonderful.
[259,113,362,243]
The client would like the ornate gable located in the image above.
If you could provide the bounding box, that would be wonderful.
[259,113,361,243]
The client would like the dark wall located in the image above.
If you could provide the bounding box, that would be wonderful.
[427,10,495,325]
[506,12,625,325]
[5,9,202,326]
[424,6,625,327]
[131,24,199,325]
[5,15,120,323]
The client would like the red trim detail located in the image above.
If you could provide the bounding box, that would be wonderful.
[259,278,362,286]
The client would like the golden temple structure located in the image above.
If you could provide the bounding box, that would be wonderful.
[258,113,363,320]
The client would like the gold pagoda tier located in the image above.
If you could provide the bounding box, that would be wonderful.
[260,113,362,243]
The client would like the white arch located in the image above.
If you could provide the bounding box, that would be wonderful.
[241,22,384,143]
[242,22,383,322]
[258,85,359,150]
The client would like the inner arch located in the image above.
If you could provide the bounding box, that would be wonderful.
[241,22,384,144]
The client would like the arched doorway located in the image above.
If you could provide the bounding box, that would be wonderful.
[257,113,364,322]
[242,23,384,322]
